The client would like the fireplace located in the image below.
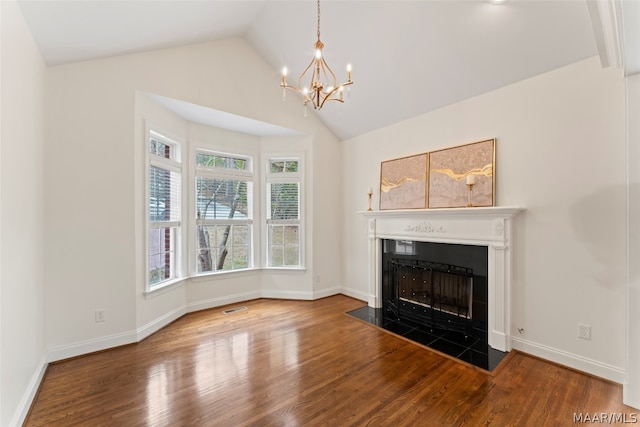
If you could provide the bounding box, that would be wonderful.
[382,240,488,341]
[362,207,523,352]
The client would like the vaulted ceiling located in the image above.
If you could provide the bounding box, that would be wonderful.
[16,0,636,140]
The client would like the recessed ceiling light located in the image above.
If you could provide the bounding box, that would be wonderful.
[489,0,506,4]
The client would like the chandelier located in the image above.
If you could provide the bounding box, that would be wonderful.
[280,0,353,112]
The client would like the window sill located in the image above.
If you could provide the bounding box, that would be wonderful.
[189,267,307,282]
[189,268,259,283]
[144,268,308,292]
[145,278,186,299]
[262,267,307,274]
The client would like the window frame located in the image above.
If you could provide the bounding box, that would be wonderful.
[192,147,255,276]
[264,154,305,269]
[145,128,185,292]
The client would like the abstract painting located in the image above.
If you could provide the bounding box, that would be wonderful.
[379,153,428,210]
[428,139,495,208]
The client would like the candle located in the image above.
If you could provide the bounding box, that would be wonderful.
[368,187,373,195]
[466,175,475,185]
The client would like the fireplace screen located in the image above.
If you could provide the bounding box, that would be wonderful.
[390,259,473,327]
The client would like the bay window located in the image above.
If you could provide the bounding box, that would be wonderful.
[195,150,253,273]
[148,130,182,288]
[266,158,302,268]
[145,130,305,285]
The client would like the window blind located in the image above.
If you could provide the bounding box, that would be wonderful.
[269,182,299,220]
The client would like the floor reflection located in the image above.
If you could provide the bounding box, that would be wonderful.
[146,362,170,424]
[194,331,249,395]
[269,329,299,371]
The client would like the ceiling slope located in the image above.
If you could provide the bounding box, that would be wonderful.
[18,0,600,140]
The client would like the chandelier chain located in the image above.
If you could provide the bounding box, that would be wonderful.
[317,0,321,40]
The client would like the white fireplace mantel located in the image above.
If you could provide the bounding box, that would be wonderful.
[360,206,524,352]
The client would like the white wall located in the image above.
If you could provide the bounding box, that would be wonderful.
[0,1,47,425]
[626,72,640,408]
[134,93,189,340]
[45,38,342,361]
[311,128,344,299]
[342,57,627,381]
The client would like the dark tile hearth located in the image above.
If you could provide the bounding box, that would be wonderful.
[347,306,507,371]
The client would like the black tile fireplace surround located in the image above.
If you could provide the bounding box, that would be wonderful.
[347,305,506,371]
[348,239,507,371]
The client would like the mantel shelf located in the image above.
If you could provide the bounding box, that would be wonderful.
[358,206,524,218]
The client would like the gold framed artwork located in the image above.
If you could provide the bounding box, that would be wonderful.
[379,153,428,210]
[427,139,495,208]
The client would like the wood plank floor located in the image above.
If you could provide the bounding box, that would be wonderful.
[26,295,636,426]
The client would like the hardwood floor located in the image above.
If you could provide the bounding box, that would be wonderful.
[26,295,635,426]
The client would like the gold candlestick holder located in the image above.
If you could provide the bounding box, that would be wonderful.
[367,189,373,211]
[467,183,474,208]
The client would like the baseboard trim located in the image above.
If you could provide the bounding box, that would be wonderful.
[260,289,314,300]
[47,330,137,363]
[339,286,369,303]
[511,337,625,383]
[10,355,48,427]
[312,286,341,300]
[136,305,187,342]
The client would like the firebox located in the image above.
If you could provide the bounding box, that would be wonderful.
[391,258,474,335]
[382,239,488,342]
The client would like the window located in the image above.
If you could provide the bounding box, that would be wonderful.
[266,157,302,267]
[148,131,182,288]
[195,150,253,273]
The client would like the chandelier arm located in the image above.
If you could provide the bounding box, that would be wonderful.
[297,56,317,91]
[319,57,338,88]
[281,83,314,105]
[318,81,353,109]
[318,97,344,109]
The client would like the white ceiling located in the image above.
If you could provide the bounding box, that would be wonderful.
[16,0,610,140]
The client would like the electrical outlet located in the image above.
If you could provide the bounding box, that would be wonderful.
[578,323,591,340]
[315,274,321,284]
[95,309,105,323]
